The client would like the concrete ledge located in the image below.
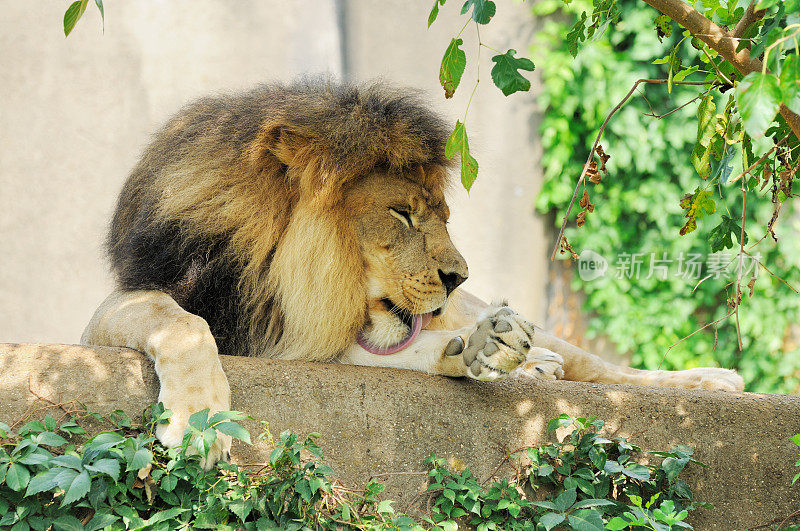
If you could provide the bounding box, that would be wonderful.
[2,343,799,528]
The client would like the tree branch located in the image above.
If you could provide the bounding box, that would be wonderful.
[731,0,766,40]
[550,78,714,261]
[640,0,800,141]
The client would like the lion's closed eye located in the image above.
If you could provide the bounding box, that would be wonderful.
[389,208,414,228]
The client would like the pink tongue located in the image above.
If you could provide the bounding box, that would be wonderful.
[358,312,433,355]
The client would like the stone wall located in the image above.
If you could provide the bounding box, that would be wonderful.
[2,343,799,529]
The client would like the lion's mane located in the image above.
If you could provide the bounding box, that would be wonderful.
[108,79,454,360]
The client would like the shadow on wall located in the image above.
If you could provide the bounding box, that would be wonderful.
[1,343,800,529]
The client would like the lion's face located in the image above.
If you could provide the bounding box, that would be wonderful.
[344,172,468,350]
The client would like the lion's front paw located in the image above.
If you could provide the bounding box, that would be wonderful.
[445,306,534,381]
[514,347,565,381]
[156,371,232,470]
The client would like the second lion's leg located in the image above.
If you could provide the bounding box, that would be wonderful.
[81,289,232,468]
[531,328,744,392]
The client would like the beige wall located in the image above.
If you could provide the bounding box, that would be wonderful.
[0,1,548,344]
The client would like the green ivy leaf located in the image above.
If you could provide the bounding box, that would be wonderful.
[709,214,748,252]
[566,12,588,57]
[553,488,577,512]
[126,448,152,472]
[736,72,781,139]
[25,467,62,496]
[539,512,565,530]
[188,409,211,431]
[52,515,85,531]
[84,458,120,481]
[5,463,31,491]
[61,470,91,506]
[606,517,632,530]
[567,510,605,531]
[215,421,252,445]
[63,0,89,37]
[445,121,479,191]
[85,513,117,531]
[780,54,800,115]
[439,38,467,98]
[490,49,535,96]
[95,0,104,33]
[460,0,496,24]
[35,431,67,447]
[622,463,651,481]
[208,410,247,425]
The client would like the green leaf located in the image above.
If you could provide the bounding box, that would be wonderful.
[553,488,577,512]
[605,516,632,530]
[53,515,85,531]
[85,513,117,531]
[490,49,535,96]
[6,463,31,491]
[440,38,467,98]
[755,0,779,9]
[126,448,152,472]
[84,458,120,481]
[539,512,565,530]
[736,72,781,138]
[691,94,717,179]
[208,410,247,425]
[566,12,588,57]
[445,121,479,191]
[710,143,735,184]
[572,499,615,509]
[780,54,800,115]
[86,432,125,451]
[52,454,83,470]
[428,0,446,27]
[188,409,211,431]
[622,463,651,481]
[35,432,67,447]
[94,0,104,33]
[567,510,605,531]
[25,467,62,496]
[460,0,496,24]
[709,214,748,252]
[215,421,252,444]
[63,0,89,37]
[61,470,91,506]
[792,433,800,447]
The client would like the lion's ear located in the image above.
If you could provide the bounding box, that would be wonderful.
[252,125,313,168]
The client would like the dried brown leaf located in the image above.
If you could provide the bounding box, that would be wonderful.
[580,189,590,209]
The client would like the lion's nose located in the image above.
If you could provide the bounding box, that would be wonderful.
[438,269,467,296]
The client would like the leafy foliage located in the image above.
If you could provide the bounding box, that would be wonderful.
[534,0,800,393]
[429,0,536,185]
[63,0,104,36]
[422,414,704,530]
[0,409,705,530]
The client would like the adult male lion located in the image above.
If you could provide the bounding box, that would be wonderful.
[82,79,743,467]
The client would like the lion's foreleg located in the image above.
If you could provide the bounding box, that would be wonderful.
[342,303,537,381]
[531,328,744,392]
[81,290,232,467]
